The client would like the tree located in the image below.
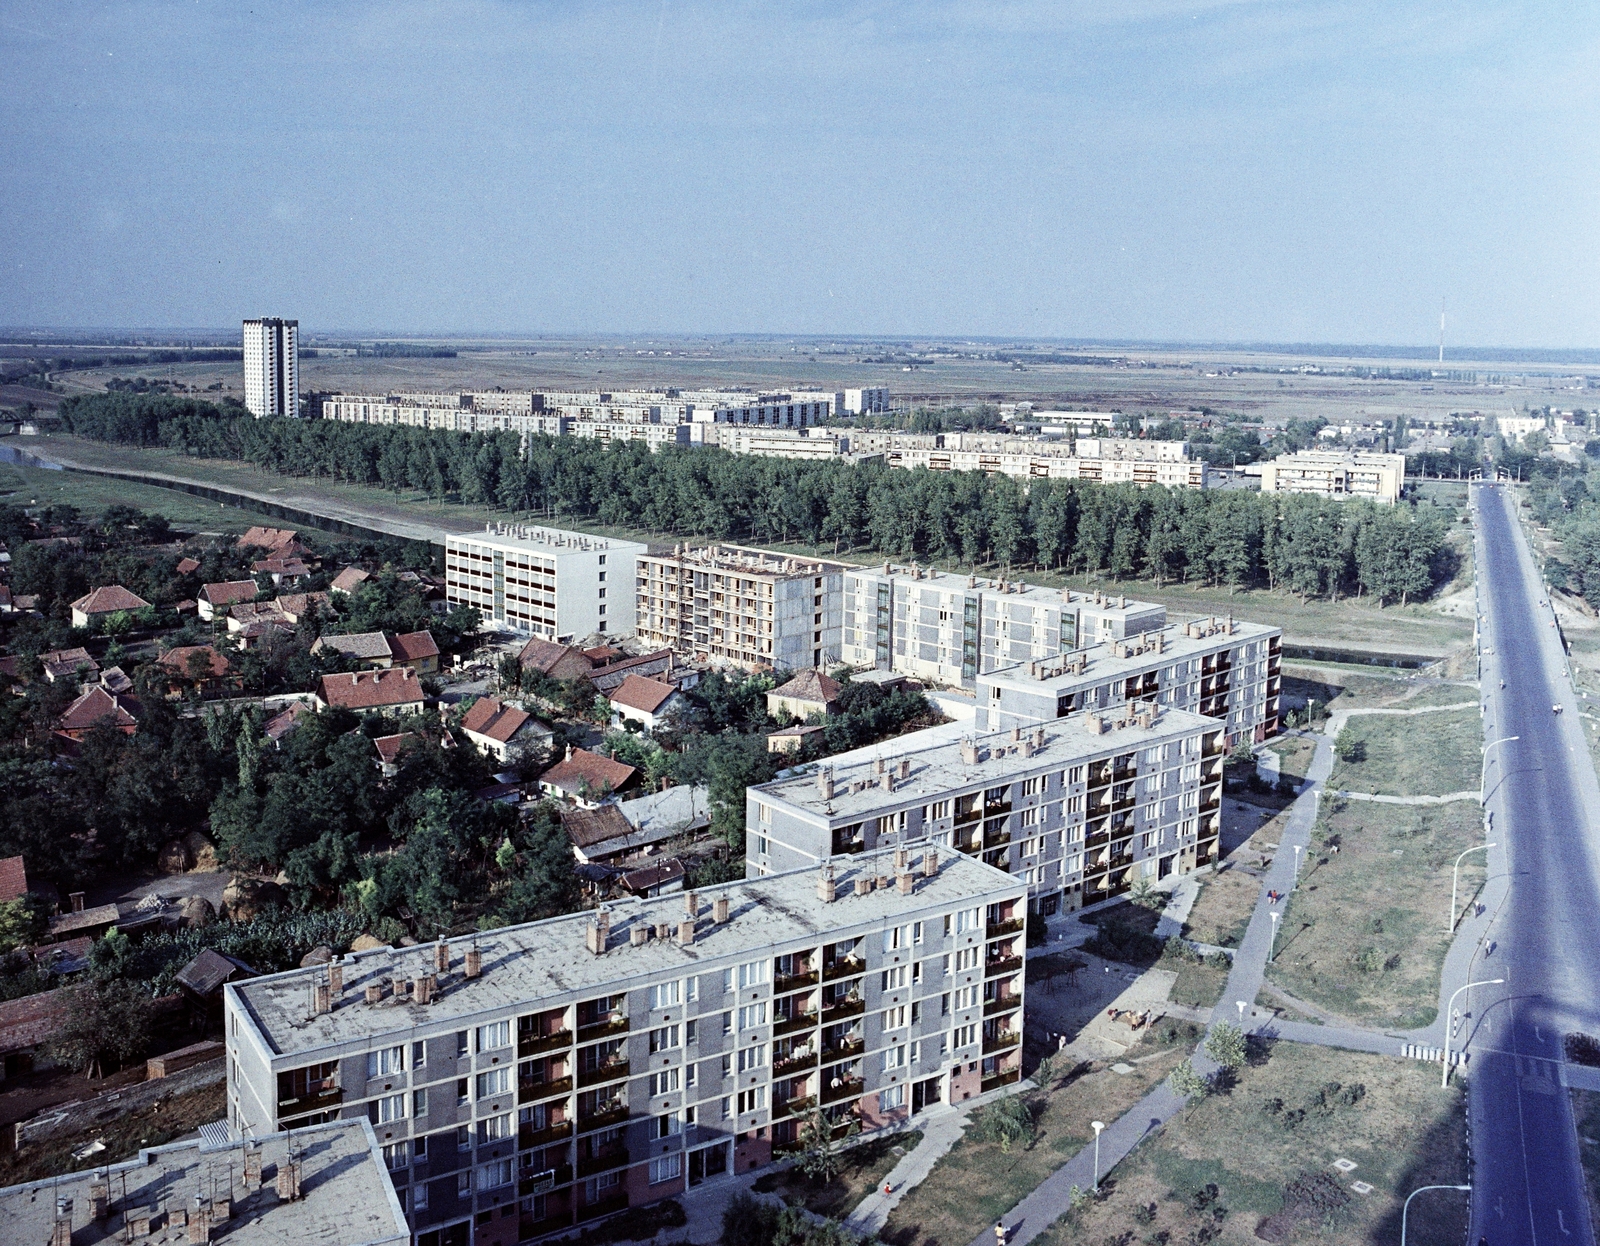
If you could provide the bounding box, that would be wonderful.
[1205,1022,1247,1071]
[0,894,49,954]
[795,1105,859,1183]
[49,979,154,1078]
[973,1092,1035,1153]
[1333,727,1365,764]
[1169,1059,1211,1100]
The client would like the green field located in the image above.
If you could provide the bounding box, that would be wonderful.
[1329,708,1483,796]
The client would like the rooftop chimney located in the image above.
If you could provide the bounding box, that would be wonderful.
[243,1144,262,1188]
[365,983,383,1005]
[817,865,837,903]
[413,974,435,1005]
[276,1158,302,1202]
[312,983,331,1015]
[898,757,911,780]
[923,849,939,877]
[390,974,408,998]
[69,891,85,913]
[894,847,908,870]
[327,961,343,996]
[187,1200,211,1244]
[714,895,731,923]
[630,925,649,947]
[89,1177,109,1221]
[854,877,872,897]
[960,738,978,765]
[879,772,893,792]
[678,919,696,945]
[1010,726,1021,742]
[817,767,834,800]
[896,872,914,895]
[51,1201,72,1246]
[684,890,699,918]
[464,944,482,979]
[586,913,609,955]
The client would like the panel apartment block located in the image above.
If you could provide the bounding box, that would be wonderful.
[446,525,647,641]
[747,708,1224,914]
[635,544,848,673]
[242,317,299,419]
[224,850,1022,1246]
[840,566,1166,689]
[1257,450,1406,504]
[977,616,1282,747]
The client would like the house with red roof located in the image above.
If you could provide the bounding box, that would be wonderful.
[175,556,201,575]
[459,697,553,764]
[314,667,427,714]
[372,732,420,777]
[0,856,28,903]
[387,630,440,675]
[55,685,140,743]
[250,555,310,585]
[68,585,150,629]
[198,580,260,622]
[517,636,594,683]
[39,647,99,684]
[329,566,370,596]
[539,746,639,808]
[155,645,235,697]
[237,526,301,555]
[607,674,687,735]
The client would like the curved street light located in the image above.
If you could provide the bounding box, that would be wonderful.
[1449,843,1496,932]
[1401,1184,1470,1246]
[1443,979,1503,1088]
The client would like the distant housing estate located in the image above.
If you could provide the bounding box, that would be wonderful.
[1256,449,1406,504]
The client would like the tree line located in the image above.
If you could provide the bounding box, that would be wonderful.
[60,392,1454,605]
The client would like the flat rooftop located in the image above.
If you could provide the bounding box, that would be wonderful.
[448,523,645,554]
[643,543,849,577]
[0,1120,406,1246]
[842,566,1164,615]
[981,618,1281,694]
[758,708,1219,822]
[231,848,1015,1060]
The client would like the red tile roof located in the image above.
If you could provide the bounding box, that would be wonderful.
[251,556,310,578]
[157,645,231,679]
[388,630,439,662]
[57,686,139,734]
[609,674,680,715]
[517,637,594,679]
[0,856,27,903]
[329,567,370,593]
[460,697,532,745]
[40,648,98,681]
[541,748,638,799]
[275,591,330,620]
[770,668,842,705]
[70,585,150,616]
[200,580,259,606]
[237,526,300,553]
[0,987,72,1055]
[316,667,426,711]
[263,700,315,742]
[373,733,419,765]
[175,557,201,575]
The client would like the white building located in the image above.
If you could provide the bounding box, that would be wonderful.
[444,523,647,641]
[242,317,299,418]
[838,387,890,416]
[1257,449,1406,504]
[1497,415,1550,442]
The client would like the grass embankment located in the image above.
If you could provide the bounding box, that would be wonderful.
[1329,708,1482,797]
[1264,799,1485,1028]
[881,1037,1188,1246]
[753,1130,922,1220]
[1182,868,1260,950]
[1026,1045,1468,1246]
[0,1082,225,1187]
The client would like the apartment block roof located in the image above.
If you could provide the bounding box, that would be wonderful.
[69,585,150,615]
[448,523,645,556]
[843,564,1164,618]
[641,542,848,579]
[0,1119,408,1246]
[228,846,1017,1059]
[755,708,1220,825]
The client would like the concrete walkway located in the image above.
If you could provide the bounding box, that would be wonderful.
[843,1103,977,1233]
[1328,788,1481,805]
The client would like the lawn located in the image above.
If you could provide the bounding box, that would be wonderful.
[1181,867,1261,949]
[881,1040,1188,1246]
[1264,799,1485,1028]
[1328,709,1482,796]
[1025,1044,1469,1246]
[1573,1090,1600,1229]
[753,1129,923,1220]
[1266,735,1318,782]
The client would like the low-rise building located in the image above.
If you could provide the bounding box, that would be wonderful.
[68,584,150,628]
[766,668,842,721]
[314,631,396,667]
[200,580,261,622]
[223,847,1020,1245]
[446,525,646,641]
[1257,449,1406,504]
[539,746,639,807]
[461,697,553,764]
[238,525,303,555]
[607,675,687,734]
[330,566,371,596]
[315,668,427,715]
[519,637,598,683]
[55,685,140,742]
[39,646,99,683]
[390,630,441,674]
[747,706,1224,913]
[156,644,235,696]
[635,544,847,672]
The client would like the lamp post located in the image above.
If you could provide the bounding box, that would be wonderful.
[1480,735,1518,802]
[1091,1120,1105,1191]
[1269,912,1280,962]
[1448,843,1496,931]
[1401,1184,1470,1246]
[1292,845,1302,879]
[1235,1000,1247,1027]
[1442,979,1504,1088]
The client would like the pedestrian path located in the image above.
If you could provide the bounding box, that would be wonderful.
[1328,788,1481,805]
[842,1106,970,1233]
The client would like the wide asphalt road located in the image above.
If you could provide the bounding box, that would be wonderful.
[1470,482,1600,1245]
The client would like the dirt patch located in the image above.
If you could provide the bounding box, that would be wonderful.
[1182,868,1261,949]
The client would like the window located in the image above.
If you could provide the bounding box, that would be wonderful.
[878,1085,905,1112]
[721,1096,732,1119]
[376,1093,406,1123]
[1021,777,1042,796]
[477,1112,512,1144]
[954,907,981,934]
[737,1087,767,1114]
[649,1025,681,1053]
[737,960,769,989]
[954,1023,977,1049]
[757,802,771,823]
[456,1125,472,1152]
[911,1001,922,1023]
[912,961,923,985]
[477,1159,514,1190]
[925,799,950,821]
[367,1045,404,1078]
[955,985,980,1011]
[412,1088,428,1117]
[883,925,908,953]
[412,1040,426,1069]
[722,1012,733,1037]
[656,1111,684,1137]
[458,1172,472,1198]
[881,966,907,991]
[913,921,924,944]
[881,1006,906,1031]
[737,1045,767,1072]
[685,1019,697,1044]
[737,1003,767,1031]
[954,947,980,972]
[477,1020,512,1052]
[413,1183,429,1211]
[720,1055,732,1078]
[455,1031,469,1058]
[382,1141,411,1170]
[585,1171,621,1200]
[650,982,682,1012]
[1018,808,1037,828]
[650,1068,681,1096]
[476,1067,511,1100]
[650,1154,683,1185]
[882,1045,906,1073]
[687,977,699,1002]
[1068,766,1084,784]
[686,1064,696,1088]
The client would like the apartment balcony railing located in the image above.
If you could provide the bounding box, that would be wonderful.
[981,1068,1022,1093]
[517,1165,572,1198]
[983,1030,1021,1055]
[518,1075,573,1105]
[576,1016,629,1044]
[776,1094,817,1119]
[576,1060,630,1089]
[985,918,1024,939]
[774,1011,820,1037]
[821,1077,864,1105]
[773,1050,820,1077]
[518,1119,573,1151]
[819,1037,864,1062]
[277,1087,342,1123]
[519,1030,573,1058]
[823,956,865,982]
[773,970,819,994]
[576,1148,630,1178]
[821,998,865,1024]
[985,955,1023,978]
[983,995,1021,1017]
[576,1101,629,1131]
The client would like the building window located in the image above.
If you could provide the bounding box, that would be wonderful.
[737,1003,767,1031]
[477,1159,514,1191]
[382,1141,411,1170]
[650,1154,683,1185]
[737,1087,767,1114]
[649,1025,681,1053]
[412,1088,428,1117]
[649,981,682,1010]
[376,1093,406,1123]
[476,1067,511,1100]
[477,1020,512,1052]
[367,1045,404,1078]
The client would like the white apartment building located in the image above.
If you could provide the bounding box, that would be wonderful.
[224,850,1022,1246]
[1257,449,1406,504]
[445,524,647,641]
[976,615,1283,747]
[748,707,1225,913]
[242,317,299,418]
[1496,415,1549,442]
[691,427,863,460]
[636,544,848,672]
[841,567,1167,689]
[568,419,691,451]
[837,387,890,416]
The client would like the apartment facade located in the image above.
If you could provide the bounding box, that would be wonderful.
[224,850,1023,1246]
[242,317,299,419]
[975,616,1282,747]
[635,544,848,672]
[747,709,1224,914]
[445,525,647,641]
[840,566,1167,689]
[1257,450,1406,504]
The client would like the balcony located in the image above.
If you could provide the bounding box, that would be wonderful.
[821,1077,864,1105]
[983,995,1021,1017]
[819,1036,864,1062]
[983,1030,1021,1055]
[576,1101,629,1131]
[776,1094,817,1119]
[518,1119,573,1151]
[774,1010,820,1037]
[518,1165,572,1198]
[981,1068,1022,1093]
[985,955,1022,978]
[774,970,819,995]
[983,829,1011,850]
[577,1016,629,1044]
[822,956,864,982]
[519,1030,573,1059]
[277,1087,342,1122]
[576,1060,630,1089]
[821,998,865,1024]
[519,1075,574,1105]
[577,1148,631,1178]
[985,918,1024,939]
[1084,830,1110,850]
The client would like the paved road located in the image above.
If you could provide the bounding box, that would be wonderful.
[1470,483,1600,1246]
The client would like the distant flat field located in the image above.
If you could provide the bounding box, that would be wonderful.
[33,434,1474,654]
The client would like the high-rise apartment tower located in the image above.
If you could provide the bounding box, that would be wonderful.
[242,317,300,418]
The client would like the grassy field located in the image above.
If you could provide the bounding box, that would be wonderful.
[1267,734,1318,781]
[1181,867,1262,949]
[1328,708,1483,796]
[1025,1045,1469,1246]
[29,434,1476,652]
[881,1040,1188,1246]
[754,1129,922,1220]
[1573,1090,1600,1229]
[0,460,328,536]
[1264,799,1485,1028]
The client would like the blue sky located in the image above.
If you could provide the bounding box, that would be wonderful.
[2,1,1597,345]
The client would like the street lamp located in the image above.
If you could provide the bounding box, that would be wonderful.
[1091,1120,1105,1191]
[1269,911,1281,962]
[1448,843,1496,931]
[1235,1000,1247,1027]
[1292,845,1302,879]
[1442,979,1504,1088]
[1400,1184,1470,1246]
[1480,735,1518,801]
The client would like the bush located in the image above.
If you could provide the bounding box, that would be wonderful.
[1204,1022,1246,1071]
[1169,1059,1211,1100]
[973,1093,1035,1153]
[722,1192,781,1246]
[1334,727,1366,764]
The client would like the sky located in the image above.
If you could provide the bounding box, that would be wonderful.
[2,1,1598,347]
